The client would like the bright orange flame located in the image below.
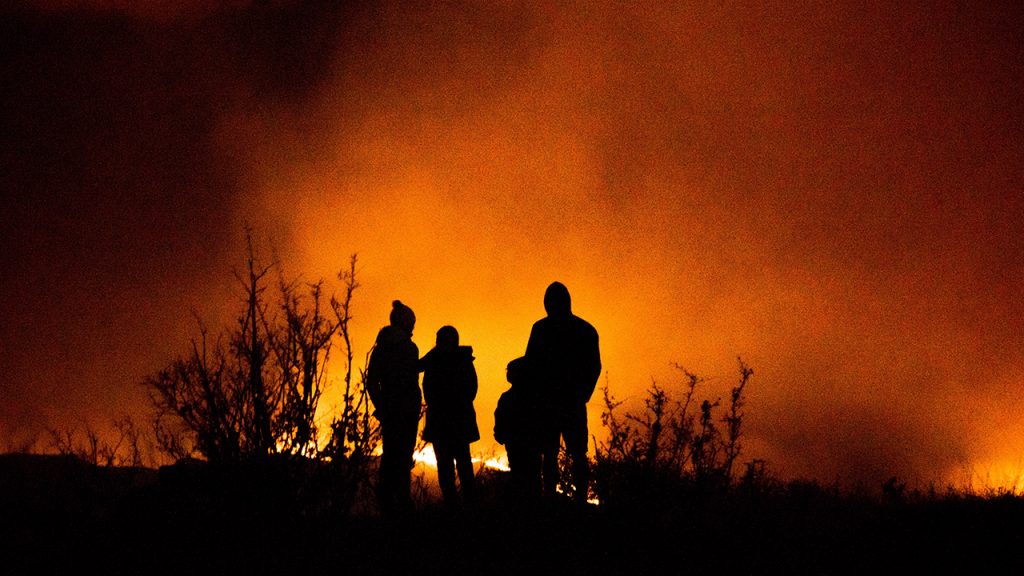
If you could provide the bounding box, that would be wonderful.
[950,457,1024,494]
[413,445,511,473]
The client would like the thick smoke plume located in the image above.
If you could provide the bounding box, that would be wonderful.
[2,1,1022,486]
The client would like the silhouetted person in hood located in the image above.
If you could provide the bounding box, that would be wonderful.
[366,300,421,514]
[525,282,601,503]
[420,325,479,509]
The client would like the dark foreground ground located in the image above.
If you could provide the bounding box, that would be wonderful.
[2,454,1023,575]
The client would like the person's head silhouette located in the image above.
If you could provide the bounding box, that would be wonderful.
[544,281,571,318]
[389,300,416,335]
[436,325,459,349]
[506,356,530,385]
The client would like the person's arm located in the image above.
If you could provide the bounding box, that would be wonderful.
[365,344,385,417]
[405,342,421,392]
[419,349,435,405]
[525,320,543,359]
[493,393,509,445]
[582,325,602,403]
[416,348,429,373]
[467,361,478,401]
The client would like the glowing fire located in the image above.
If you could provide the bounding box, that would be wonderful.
[413,446,598,504]
[480,454,511,472]
[412,445,437,467]
[956,457,1024,494]
[412,445,511,472]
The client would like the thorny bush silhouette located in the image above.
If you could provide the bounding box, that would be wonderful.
[593,357,755,508]
[146,232,379,516]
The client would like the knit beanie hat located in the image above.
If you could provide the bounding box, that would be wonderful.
[389,300,416,331]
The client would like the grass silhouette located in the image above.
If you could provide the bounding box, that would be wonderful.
[5,243,1023,575]
[5,418,1024,575]
[3,452,1024,575]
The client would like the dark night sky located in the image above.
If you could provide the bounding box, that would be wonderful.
[2,1,1023,487]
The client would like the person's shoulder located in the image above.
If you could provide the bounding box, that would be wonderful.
[530,316,551,332]
[395,335,417,356]
[572,314,598,334]
[420,346,437,364]
[497,387,516,405]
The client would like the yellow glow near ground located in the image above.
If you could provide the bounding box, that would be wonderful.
[413,445,510,472]
[953,457,1024,494]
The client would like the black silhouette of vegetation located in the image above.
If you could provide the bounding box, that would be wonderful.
[5,240,1024,575]
[593,358,755,507]
[45,416,147,468]
[149,234,324,461]
[143,233,379,520]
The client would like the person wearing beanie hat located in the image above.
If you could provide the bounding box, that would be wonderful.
[524,281,601,504]
[366,299,422,514]
[389,300,416,334]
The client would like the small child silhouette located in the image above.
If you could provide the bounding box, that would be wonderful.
[495,356,549,502]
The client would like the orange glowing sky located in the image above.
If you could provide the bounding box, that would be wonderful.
[2,1,1022,487]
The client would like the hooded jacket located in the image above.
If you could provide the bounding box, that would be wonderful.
[494,356,552,447]
[525,282,602,405]
[419,345,480,445]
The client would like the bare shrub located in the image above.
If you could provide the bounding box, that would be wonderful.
[317,255,382,515]
[47,416,147,467]
[594,357,756,505]
[145,234,380,516]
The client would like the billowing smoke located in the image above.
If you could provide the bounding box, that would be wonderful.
[3,1,1022,487]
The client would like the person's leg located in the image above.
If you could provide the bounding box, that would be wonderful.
[508,443,540,505]
[523,445,543,502]
[453,442,475,503]
[434,442,458,506]
[570,452,589,503]
[563,402,590,503]
[539,404,563,499]
[541,439,559,499]
[378,423,398,514]
[393,413,419,512]
[506,444,521,502]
